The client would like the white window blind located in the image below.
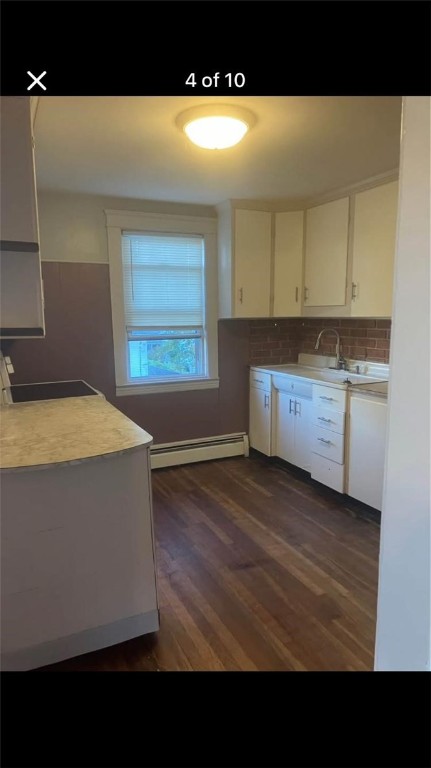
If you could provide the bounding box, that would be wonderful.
[122,232,205,328]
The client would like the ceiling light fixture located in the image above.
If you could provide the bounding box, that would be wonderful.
[176,104,256,150]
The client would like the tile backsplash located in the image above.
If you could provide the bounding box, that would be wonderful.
[249,319,300,366]
[249,318,391,366]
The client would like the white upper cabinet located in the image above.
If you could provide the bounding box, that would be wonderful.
[351,181,399,317]
[218,205,272,318]
[304,197,350,307]
[234,209,272,317]
[218,179,397,321]
[273,211,303,317]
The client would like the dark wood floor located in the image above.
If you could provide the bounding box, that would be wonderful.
[41,455,380,671]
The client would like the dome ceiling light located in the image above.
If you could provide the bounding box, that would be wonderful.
[176,104,256,150]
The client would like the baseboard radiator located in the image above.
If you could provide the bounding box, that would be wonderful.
[151,432,249,470]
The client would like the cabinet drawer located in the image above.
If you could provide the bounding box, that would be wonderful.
[250,370,271,391]
[311,425,344,464]
[312,384,346,412]
[311,453,345,493]
[272,375,312,399]
[312,405,345,434]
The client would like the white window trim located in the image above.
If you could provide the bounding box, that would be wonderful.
[105,209,219,395]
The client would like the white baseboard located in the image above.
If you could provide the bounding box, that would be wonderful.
[151,432,249,469]
[1,609,159,671]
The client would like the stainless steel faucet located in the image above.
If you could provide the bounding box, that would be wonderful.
[314,328,347,370]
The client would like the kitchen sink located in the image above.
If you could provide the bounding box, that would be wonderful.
[260,364,387,386]
[305,369,387,385]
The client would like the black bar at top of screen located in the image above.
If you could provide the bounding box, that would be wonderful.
[0,1,430,96]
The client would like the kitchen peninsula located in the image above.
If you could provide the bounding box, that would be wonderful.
[1,395,159,670]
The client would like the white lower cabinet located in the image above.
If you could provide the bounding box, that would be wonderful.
[311,425,344,464]
[249,369,387,501]
[275,391,312,472]
[310,452,345,493]
[347,393,388,510]
[1,446,159,670]
[249,371,272,455]
[310,384,347,492]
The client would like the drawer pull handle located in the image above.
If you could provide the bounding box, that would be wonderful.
[319,396,334,401]
[318,417,332,423]
[264,394,270,408]
[317,437,332,445]
[253,379,264,384]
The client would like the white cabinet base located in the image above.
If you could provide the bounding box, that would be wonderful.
[249,386,272,455]
[1,448,159,670]
[347,394,387,510]
[1,608,159,671]
[311,453,345,493]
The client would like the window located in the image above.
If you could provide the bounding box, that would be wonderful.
[123,232,205,380]
[106,210,218,395]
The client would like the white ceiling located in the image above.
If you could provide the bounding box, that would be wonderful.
[34,96,402,205]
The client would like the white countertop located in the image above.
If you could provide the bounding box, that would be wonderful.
[0,396,153,472]
[250,363,388,390]
[349,381,389,397]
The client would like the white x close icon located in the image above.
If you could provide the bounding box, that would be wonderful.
[27,71,47,91]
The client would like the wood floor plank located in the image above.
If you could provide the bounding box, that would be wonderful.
[40,455,380,671]
[160,548,257,671]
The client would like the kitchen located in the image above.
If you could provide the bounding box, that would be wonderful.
[0,96,429,672]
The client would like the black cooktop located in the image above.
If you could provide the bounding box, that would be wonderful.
[9,380,99,402]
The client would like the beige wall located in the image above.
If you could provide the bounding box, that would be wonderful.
[37,190,216,263]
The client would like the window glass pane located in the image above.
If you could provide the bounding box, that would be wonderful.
[128,337,203,379]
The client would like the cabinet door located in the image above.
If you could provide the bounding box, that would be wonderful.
[293,397,312,472]
[0,97,45,338]
[234,210,272,317]
[347,395,387,510]
[304,197,349,307]
[0,97,39,244]
[351,181,398,317]
[275,391,296,463]
[249,387,271,455]
[0,250,44,335]
[273,211,303,317]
